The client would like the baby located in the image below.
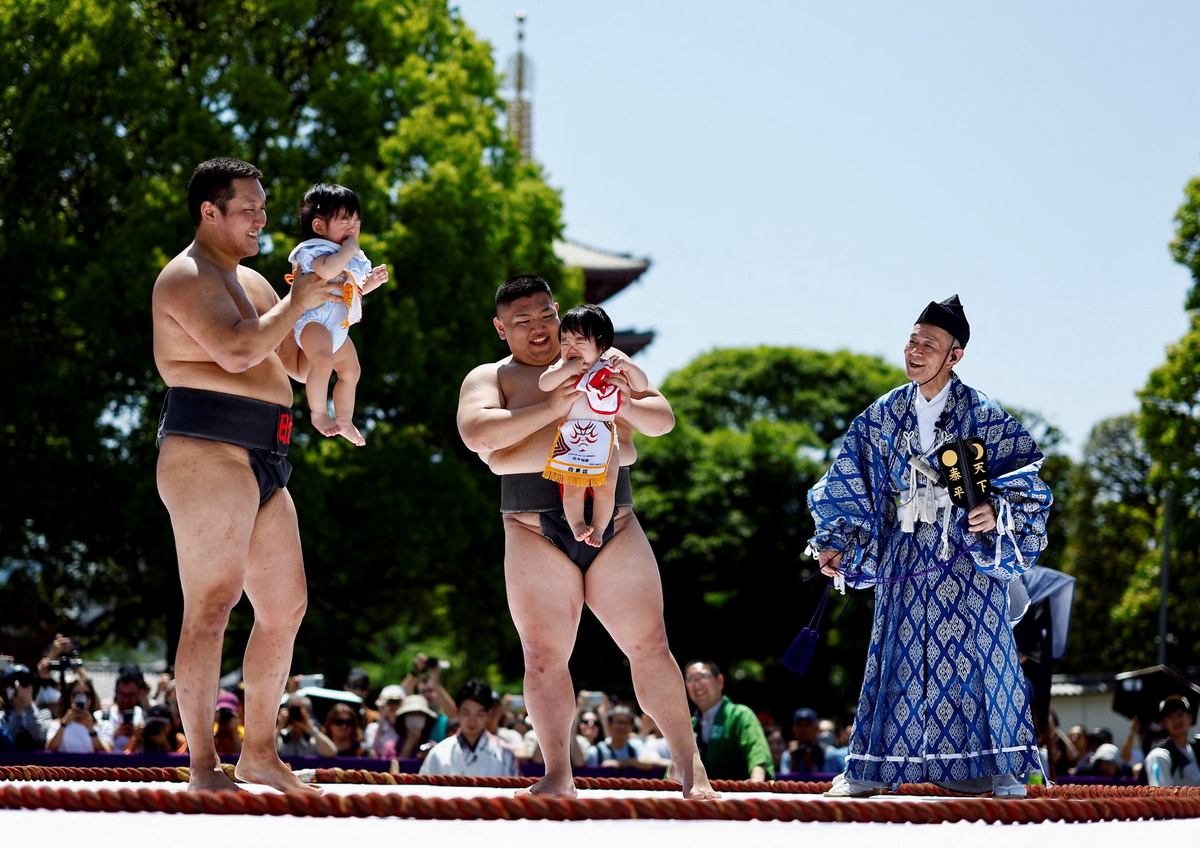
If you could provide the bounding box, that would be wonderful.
[539,304,648,547]
[287,184,388,445]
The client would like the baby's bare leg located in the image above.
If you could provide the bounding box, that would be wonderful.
[299,323,338,437]
[330,338,364,446]
[278,334,308,383]
[562,485,591,542]
[585,441,620,548]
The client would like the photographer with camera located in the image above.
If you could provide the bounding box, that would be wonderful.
[275,693,336,757]
[35,634,87,720]
[401,652,456,742]
[2,663,54,751]
[96,668,146,753]
[779,707,828,775]
[46,677,107,752]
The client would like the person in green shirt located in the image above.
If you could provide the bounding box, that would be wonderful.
[684,659,774,781]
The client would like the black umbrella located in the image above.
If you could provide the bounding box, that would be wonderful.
[1112,665,1200,725]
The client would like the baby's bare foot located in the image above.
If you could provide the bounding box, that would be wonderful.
[336,419,365,446]
[571,522,592,543]
[583,525,603,547]
[311,411,340,438]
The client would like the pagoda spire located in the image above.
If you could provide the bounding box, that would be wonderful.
[506,9,533,160]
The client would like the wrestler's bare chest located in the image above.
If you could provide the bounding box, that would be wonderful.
[491,358,636,473]
[497,360,550,409]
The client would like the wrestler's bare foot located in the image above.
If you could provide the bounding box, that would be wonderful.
[311,411,340,438]
[234,755,323,795]
[677,753,721,800]
[335,418,366,446]
[571,521,593,543]
[187,764,244,794]
[515,770,577,799]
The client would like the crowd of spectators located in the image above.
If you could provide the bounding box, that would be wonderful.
[4,637,1196,787]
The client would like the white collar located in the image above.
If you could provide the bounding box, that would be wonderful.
[913,378,951,411]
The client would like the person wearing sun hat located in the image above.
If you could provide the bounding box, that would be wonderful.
[381,693,438,760]
[364,683,406,757]
[809,295,1052,799]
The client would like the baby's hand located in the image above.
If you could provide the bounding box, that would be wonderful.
[367,264,389,286]
[605,352,626,372]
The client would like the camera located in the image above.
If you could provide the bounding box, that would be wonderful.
[287,705,305,723]
[121,708,135,723]
[48,654,84,672]
[217,707,235,723]
[73,692,88,710]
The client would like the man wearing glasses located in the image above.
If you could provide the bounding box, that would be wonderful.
[684,659,774,781]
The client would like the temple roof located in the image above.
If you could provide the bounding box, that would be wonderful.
[553,238,655,356]
[613,330,655,357]
[553,238,651,304]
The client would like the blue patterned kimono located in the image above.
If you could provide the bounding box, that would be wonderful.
[808,374,1051,784]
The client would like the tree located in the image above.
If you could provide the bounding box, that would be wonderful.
[0,0,574,680]
[1138,322,1200,670]
[1128,175,1200,671]
[1055,415,1157,672]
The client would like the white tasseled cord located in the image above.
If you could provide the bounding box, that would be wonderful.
[993,497,1023,567]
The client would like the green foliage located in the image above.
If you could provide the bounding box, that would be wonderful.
[1122,172,1200,670]
[664,346,904,457]
[0,0,563,680]
[1047,170,1200,676]
[1137,314,1200,668]
[1055,415,1158,672]
[1170,176,1200,310]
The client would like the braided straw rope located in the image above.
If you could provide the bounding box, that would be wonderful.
[2,766,1199,824]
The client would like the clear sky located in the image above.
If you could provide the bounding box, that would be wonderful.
[454,0,1200,456]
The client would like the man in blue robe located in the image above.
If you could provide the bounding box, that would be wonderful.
[809,295,1052,799]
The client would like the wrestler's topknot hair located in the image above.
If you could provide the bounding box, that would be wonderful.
[495,274,553,312]
[187,157,263,225]
[299,183,361,240]
[558,304,614,352]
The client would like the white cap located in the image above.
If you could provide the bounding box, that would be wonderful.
[377,684,406,704]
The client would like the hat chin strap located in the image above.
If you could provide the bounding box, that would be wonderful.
[917,348,955,389]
